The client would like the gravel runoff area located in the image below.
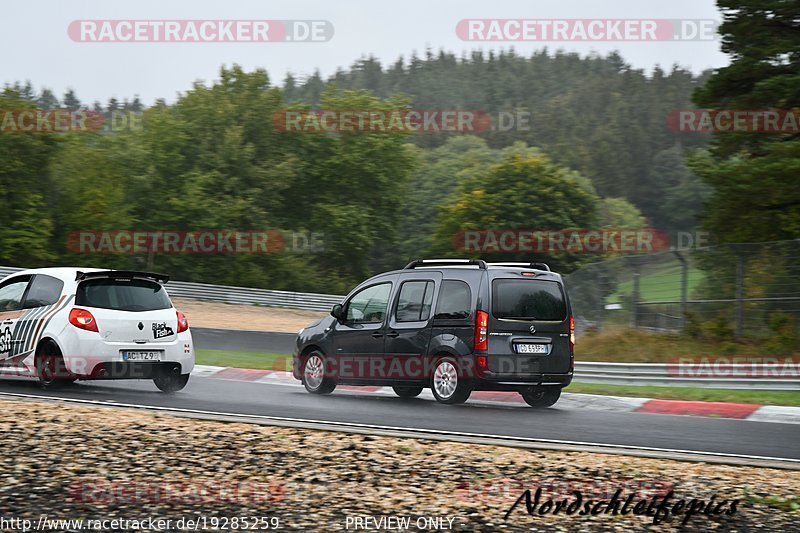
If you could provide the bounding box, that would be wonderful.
[1,398,798,532]
[172,298,326,334]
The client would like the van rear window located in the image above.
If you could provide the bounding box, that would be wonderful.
[76,279,172,312]
[492,279,566,321]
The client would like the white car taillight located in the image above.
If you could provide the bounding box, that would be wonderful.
[176,310,189,333]
[69,308,99,333]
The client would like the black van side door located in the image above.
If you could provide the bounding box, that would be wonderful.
[332,277,396,380]
[383,271,442,382]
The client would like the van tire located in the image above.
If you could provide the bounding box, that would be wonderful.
[521,387,561,408]
[431,357,471,404]
[393,386,423,398]
[302,351,336,394]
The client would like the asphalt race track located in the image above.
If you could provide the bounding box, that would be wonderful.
[0,328,797,464]
[192,328,296,354]
[0,374,798,463]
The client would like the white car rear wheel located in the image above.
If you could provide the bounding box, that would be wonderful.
[153,368,190,393]
[35,341,74,389]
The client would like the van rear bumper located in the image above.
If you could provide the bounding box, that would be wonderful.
[472,372,572,391]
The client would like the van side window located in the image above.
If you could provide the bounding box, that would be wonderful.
[434,280,471,320]
[346,283,392,324]
[396,281,434,322]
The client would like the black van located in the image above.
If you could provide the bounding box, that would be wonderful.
[293,259,574,407]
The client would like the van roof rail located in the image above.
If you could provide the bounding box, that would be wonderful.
[404,259,488,270]
[488,262,551,272]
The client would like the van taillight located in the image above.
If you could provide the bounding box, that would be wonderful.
[569,315,575,349]
[475,310,488,351]
[69,308,99,333]
[177,311,189,333]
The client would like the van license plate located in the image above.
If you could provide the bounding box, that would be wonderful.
[122,350,164,362]
[516,344,548,354]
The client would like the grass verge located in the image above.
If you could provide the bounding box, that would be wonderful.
[608,263,705,304]
[195,349,291,371]
[566,382,800,407]
[577,328,790,362]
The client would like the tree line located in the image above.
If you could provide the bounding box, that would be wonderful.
[1,6,797,295]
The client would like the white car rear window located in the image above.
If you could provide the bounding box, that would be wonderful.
[76,279,171,312]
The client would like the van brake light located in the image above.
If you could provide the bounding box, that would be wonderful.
[475,310,489,351]
[569,315,575,348]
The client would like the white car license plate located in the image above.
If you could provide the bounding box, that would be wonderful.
[516,343,548,354]
[122,350,164,362]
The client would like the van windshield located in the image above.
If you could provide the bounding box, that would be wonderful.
[492,279,566,321]
[76,278,172,312]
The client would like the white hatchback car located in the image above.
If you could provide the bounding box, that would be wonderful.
[0,268,194,391]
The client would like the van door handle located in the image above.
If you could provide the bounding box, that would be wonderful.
[385,331,399,338]
[371,332,384,338]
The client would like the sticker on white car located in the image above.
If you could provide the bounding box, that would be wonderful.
[11,295,72,359]
[0,326,12,357]
[152,322,175,339]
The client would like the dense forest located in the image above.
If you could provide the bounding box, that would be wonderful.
[287,49,712,228]
[1,3,798,295]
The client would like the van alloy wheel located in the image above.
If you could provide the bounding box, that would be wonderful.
[304,354,324,389]
[303,352,336,394]
[431,358,471,404]
[434,362,457,398]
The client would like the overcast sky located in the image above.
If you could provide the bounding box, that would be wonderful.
[3,0,727,105]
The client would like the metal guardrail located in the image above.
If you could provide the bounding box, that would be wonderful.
[0,266,22,279]
[575,362,799,390]
[0,266,344,312]
[166,280,343,311]
[2,266,797,390]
